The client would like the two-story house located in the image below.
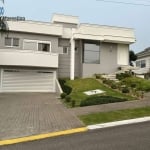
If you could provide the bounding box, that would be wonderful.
[0,14,136,92]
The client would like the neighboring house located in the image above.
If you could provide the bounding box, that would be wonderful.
[135,47,150,75]
[0,14,136,92]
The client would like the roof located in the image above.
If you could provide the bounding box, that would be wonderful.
[136,47,150,58]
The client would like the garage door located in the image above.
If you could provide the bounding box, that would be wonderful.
[1,69,55,92]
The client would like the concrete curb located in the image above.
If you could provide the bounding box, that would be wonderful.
[0,127,88,146]
[1,117,150,146]
[87,117,150,130]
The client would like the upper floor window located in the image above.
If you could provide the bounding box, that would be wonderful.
[5,37,19,47]
[38,43,50,52]
[83,40,100,64]
[23,40,51,52]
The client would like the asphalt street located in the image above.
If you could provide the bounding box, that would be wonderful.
[1,121,150,150]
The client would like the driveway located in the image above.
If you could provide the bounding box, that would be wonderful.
[0,93,83,140]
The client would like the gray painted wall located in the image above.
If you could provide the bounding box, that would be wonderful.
[82,42,118,77]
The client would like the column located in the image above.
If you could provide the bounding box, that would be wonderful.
[70,37,75,80]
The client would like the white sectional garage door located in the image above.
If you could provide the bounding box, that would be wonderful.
[1,69,55,92]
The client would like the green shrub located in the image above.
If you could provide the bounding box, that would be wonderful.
[80,96,127,107]
[59,79,72,95]
[60,92,67,99]
[130,83,136,88]
[95,74,101,79]
[65,95,71,102]
[103,79,113,86]
[102,79,107,84]
[122,77,150,92]
[122,87,130,93]
[71,100,76,107]
[111,83,117,89]
[116,73,132,80]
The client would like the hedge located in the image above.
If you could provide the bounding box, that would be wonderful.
[80,96,127,107]
[59,79,72,95]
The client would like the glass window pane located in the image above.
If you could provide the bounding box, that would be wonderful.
[5,37,11,46]
[38,43,50,52]
[83,41,100,64]
[63,47,68,54]
[141,60,146,68]
[13,38,19,46]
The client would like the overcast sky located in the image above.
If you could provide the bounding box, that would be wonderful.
[2,0,150,53]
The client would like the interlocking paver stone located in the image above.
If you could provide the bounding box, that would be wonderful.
[0,93,84,140]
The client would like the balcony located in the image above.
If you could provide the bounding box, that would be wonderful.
[0,49,58,68]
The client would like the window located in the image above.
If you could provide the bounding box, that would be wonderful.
[38,43,50,52]
[136,61,141,67]
[5,37,19,47]
[83,40,100,64]
[63,47,69,54]
[136,60,146,68]
[141,60,146,68]
[23,40,51,52]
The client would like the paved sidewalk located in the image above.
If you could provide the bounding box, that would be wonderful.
[0,93,84,140]
[71,99,150,116]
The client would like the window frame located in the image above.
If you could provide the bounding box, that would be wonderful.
[62,46,69,54]
[5,37,19,47]
[82,40,100,64]
[136,59,146,68]
[23,39,51,52]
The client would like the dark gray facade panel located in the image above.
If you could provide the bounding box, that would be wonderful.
[58,38,70,47]
[58,48,71,78]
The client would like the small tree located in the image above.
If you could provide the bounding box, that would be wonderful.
[129,50,137,66]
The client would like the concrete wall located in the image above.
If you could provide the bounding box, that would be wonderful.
[74,24,135,43]
[6,21,63,36]
[0,50,58,68]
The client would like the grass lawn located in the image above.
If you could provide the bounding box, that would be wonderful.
[79,107,150,125]
[122,77,150,92]
[64,78,134,107]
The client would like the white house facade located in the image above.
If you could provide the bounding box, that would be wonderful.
[0,14,136,92]
[135,47,150,75]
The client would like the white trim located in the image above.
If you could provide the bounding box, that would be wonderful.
[0,69,3,92]
[87,117,150,130]
[23,39,51,52]
[55,79,63,94]
[53,71,56,92]
[70,38,75,80]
